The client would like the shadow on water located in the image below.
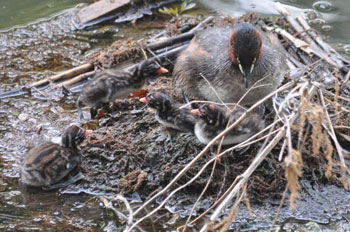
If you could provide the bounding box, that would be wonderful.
[0,0,350,231]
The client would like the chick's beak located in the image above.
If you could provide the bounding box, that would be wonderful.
[84,129,93,137]
[191,109,202,117]
[139,97,149,104]
[156,67,168,75]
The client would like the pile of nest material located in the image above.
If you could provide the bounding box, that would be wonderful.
[66,8,350,231]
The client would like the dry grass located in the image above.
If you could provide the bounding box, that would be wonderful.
[129,34,348,232]
[285,149,303,211]
[77,10,350,232]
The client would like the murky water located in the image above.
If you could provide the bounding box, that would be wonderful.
[0,0,350,231]
[0,0,96,30]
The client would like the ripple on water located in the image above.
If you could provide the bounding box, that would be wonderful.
[312,1,334,13]
[344,44,350,55]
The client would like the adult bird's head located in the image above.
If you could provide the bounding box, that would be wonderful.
[228,23,262,88]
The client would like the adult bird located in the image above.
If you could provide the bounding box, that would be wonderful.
[173,22,288,105]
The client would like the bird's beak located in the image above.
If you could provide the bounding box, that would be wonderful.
[238,63,249,89]
[243,72,249,89]
[84,129,93,137]
[191,109,202,116]
[156,67,168,75]
[139,97,149,104]
[238,63,245,76]
[250,63,255,74]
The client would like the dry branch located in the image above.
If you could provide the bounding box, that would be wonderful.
[55,71,96,88]
[147,16,214,51]
[127,82,294,232]
[275,3,341,68]
[29,63,94,88]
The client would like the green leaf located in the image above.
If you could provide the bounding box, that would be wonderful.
[158,8,168,14]
[168,7,178,16]
[174,7,179,16]
[11,111,19,116]
[184,2,196,11]
[181,1,187,10]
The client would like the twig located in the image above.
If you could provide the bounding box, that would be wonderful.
[147,16,213,51]
[264,25,313,55]
[181,158,220,232]
[101,196,145,232]
[231,122,282,152]
[188,16,213,32]
[149,16,213,41]
[127,82,293,232]
[200,81,320,230]
[236,127,281,149]
[55,70,96,88]
[284,115,294,161]
[278,140,287,162]
[297,15,349,65]
[127,44,188,72]
[275,2,340,67]
[236,75,271,106]
[147,31,195,51]
[190,177,242,225]
[29,63,94,88]
[319,87,350,103]
[318,89,347,172]
[334,126,350,130]
[201,115,293,231]
[31,86,48,98]
[199,73,229,110]
[269,185,289,231]
[216,189,245,231]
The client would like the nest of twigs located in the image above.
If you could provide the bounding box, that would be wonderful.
[9,3,350,231]
[99,6,349,232]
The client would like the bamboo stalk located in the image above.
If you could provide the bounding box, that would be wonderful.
[29,63,94,88]
[147,31,195,51]
[55,70,96,88]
